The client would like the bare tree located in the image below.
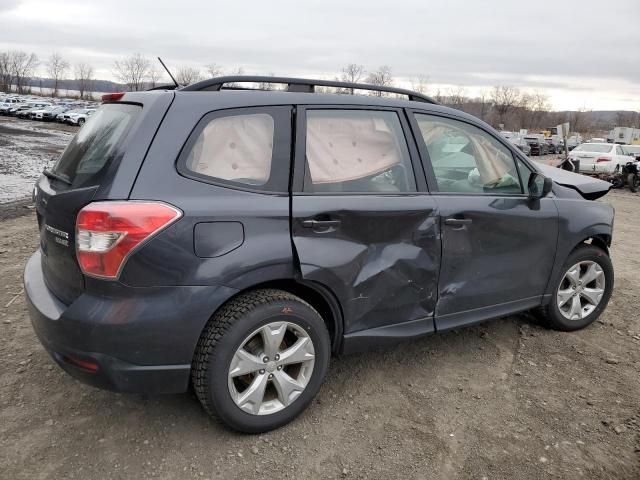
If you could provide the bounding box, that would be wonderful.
[410,74,429,95]
[113,53,150,91]
[477,89,490,121]
[226,67,245,88]
[46,53,70,97]
[340,63,365,93]
[446,86,467,109]
[366,65,393,96]
[11,51,39,94]
[147,66,164,88]
[567,107,592,135]
[615,111,639,128]
[205,63,223,78]
[74,62,94,100]
[258,72,279,91]
[530,91,550,129]
[0,52,12,92]
[175,66,202,86]
[491,86,521,128]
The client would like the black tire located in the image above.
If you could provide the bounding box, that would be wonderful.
[191,289,330,433]
[536,245,613,331]
[78,118,85,126]
[628,173,639,193]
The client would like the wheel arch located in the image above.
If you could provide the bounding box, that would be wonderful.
[201,278,344,355]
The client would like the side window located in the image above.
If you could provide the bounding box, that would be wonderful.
[414,114,523,194]
[616,146,623,155]
[181,112,277,189]
[303,110,416,193]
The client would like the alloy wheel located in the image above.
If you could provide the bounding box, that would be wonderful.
[227,321,315,415]
[556,261,606,320]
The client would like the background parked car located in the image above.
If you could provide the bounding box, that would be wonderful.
[524,135,549,156]
[510,137,532,156]
[568,143,630,173]
[64,108,96,125]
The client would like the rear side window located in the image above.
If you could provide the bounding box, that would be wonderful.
[178,107,291,192]
[303,110,416,193]
[52,104,140,185]
[184,114,274,186]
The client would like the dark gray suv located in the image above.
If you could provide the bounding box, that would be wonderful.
[25,77,615,433]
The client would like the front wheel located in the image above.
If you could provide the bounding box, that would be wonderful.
[628,173,639,193]
[537,245,613,331]
[192,289,330,433]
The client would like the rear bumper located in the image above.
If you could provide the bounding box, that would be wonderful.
[24,250,238,394]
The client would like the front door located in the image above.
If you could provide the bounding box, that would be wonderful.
[409,111,559,330]
[291,106,441,340]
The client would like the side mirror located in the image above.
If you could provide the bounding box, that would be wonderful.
[528,173,553,200]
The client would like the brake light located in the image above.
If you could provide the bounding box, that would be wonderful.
[76,201,182,279]
[596,157,611,163]
[101,92,125,102]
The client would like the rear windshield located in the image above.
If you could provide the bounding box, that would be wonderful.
[52,103,140,185]
[572,144,612,153]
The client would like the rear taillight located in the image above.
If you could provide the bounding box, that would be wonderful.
[596,157,611,163]
[76,201,181,279]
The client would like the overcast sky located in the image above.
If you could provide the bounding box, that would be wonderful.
[1,0,639,111]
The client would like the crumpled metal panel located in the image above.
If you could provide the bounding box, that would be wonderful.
[292,196,440,334]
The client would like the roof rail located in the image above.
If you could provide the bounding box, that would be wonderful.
[181,76,438,104]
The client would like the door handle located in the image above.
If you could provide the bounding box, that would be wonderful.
[444,218,473,226]
[302,219,341,228]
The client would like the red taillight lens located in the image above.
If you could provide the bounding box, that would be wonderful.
[101,92,125,102]
[76,201,181,279]
[596,157,611,163]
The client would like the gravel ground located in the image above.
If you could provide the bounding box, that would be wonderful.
[0,118,639,479]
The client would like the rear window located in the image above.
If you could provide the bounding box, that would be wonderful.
[52,104,140,185]
[572,144,612,153]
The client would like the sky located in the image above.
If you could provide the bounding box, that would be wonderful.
[1,0,639,111]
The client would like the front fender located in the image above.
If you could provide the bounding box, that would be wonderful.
[543,197,614,297]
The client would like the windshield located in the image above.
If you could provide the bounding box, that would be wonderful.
[52,103,140,185]
[572,144,612,153]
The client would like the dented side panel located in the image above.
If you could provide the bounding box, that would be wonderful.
[291,195,441,334]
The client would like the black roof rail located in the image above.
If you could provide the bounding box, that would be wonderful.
[181,76,438,104]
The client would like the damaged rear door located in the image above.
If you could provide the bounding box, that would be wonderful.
[291,106,441,346]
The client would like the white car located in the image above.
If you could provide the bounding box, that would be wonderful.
[0,98,24,114]
[568,143,630,173]
[64,108,96,126]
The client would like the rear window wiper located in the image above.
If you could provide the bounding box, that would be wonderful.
[43,168,72,185]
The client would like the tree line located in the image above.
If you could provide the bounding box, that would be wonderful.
[1,52,638,134]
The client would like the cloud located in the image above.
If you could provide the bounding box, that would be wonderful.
[0,0,639,110]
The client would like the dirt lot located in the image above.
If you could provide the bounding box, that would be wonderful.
[0,117,76,204]
[0,119,639,479]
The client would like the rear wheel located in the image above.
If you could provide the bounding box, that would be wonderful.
[537,245,613,331]
[628,173,639,193]
[192,289,330,433]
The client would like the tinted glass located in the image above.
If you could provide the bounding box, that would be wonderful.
[52,104,140,184]
[304,110,416,193]
[184,113,274,187]
[415,114,522,194]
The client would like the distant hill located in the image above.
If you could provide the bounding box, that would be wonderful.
[26,77,127,93]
